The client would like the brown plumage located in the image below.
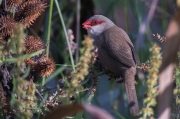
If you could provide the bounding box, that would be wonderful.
[83,15,140,116]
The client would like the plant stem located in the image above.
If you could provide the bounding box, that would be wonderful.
[46,0,53,57]
[75,0,81,63]
[43,0,53,86]
[3,49,44,63]
[55,0,75,71]
[45,66,66,84]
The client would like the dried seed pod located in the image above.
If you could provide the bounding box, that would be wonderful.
[15,0,47,27]
[0,15,15,37]
[35,57,55,77]
[2,0,23,10]
[24,35,45,54]
[24,58,36,71]
[24,58,34,65]
[152,33,166,43]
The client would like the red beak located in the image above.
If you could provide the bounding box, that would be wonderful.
[82,20,91,30]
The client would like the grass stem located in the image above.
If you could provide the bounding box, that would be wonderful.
[55,0,75,71]
[45,0,54,57]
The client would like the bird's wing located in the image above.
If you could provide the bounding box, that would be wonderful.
[101,26,138,67]
[131,46,140,64]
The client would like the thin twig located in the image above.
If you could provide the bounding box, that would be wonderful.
[75,0,81,63]
[36,89,45,103]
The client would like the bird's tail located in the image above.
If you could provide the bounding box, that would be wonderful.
[124,67,139,116]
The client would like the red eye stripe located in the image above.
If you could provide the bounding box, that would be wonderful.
[82,20,104,26]
[82,20,91,25]
[82,20,104,29]
[91,20,104,26]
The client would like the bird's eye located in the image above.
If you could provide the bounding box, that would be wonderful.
[93,21,97,25]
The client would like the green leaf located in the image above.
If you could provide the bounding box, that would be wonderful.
[45,66,66,84]
[3,49,44,63]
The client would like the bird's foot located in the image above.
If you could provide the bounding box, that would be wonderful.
[116,77,124,83]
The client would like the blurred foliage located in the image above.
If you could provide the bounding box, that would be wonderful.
[139,44,161,119]
[0,0,180,119]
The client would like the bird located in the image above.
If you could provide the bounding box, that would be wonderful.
[82,15,140,116]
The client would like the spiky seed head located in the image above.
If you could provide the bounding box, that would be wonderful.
[2,0,23,10]
[15,0,47,27]
[24,35,45,54]
[35,57,55,77]
[0,15,15,37]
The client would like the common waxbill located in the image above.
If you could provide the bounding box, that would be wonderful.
[82,15,140,116]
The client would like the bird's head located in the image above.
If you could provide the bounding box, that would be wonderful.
[82,15,115,38]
